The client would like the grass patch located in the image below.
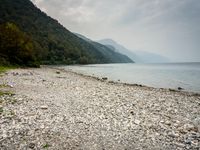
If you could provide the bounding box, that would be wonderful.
[43,143,50,149]
[0,107,3,114]
[0,90,15,96]
[169,88,176,92]
[0,66,10,74]
[0,66,16,74]
[0,91,6,96]
[0,84,9,88]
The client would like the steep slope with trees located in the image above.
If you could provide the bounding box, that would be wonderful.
[0,23,37,66]
[0,0,133,66]
[75,33,134,63]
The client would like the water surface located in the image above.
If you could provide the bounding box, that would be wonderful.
[60,62,200,93]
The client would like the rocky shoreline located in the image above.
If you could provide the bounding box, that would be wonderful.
[55,66,200,97]
[0,67,200,149]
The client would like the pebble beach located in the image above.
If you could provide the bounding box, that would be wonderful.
[0,67,200,149]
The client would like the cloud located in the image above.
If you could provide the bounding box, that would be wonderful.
[31,0,200,62]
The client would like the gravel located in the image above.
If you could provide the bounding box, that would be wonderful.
[0,67,199,150]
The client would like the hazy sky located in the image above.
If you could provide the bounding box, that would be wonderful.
[31,0,200,62]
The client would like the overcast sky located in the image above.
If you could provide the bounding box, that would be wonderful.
[31,0,200,62]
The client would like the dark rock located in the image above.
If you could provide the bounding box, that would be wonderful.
[130,111,134,115]
[178,87,183,90]
[56,71,60,74]
[169,88,176,92]
[29,143,35,149]
[185,139,192,145]
[190,126,199,132]
[12,72,19,76]
[102,77,108,80]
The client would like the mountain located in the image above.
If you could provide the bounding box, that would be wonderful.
[99,39,170,63]
[74,33,92,42]
[74,33,134,63]
[0,0,133,66]
[134,51,170,63]
[98,39,141,62]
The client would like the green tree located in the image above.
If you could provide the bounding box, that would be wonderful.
[79,56,89,64]
[0,22,37,66]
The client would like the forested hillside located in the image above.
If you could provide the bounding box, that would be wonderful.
[0,0,133,66]
[0,23,37,66]
[75,33,134,63]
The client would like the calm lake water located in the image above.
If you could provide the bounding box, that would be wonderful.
[60,62,200,93]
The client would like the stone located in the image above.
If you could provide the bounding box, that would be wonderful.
[40,105,48,109]
[191,126,199,132]
[102,77,108,80]
[134,119,140,125]
[178,87,183,90]
[185,139,192,145]
[165,120,171,126]
[12,72,19,76]
[40,124,45,129]
[8,82,14,88]
[168,131,179,138]
[191,140,198,146]
[175,142,185,148]
[178,128,187,134]
[130,111,134,115]
[29,143,35,149]
[184,124,196,131]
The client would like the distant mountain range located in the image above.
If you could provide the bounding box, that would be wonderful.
[98,39,141,62]
[133,51,170,63]
[98,39,170,63]
[74,33,134,63]
[0,0,133,66]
